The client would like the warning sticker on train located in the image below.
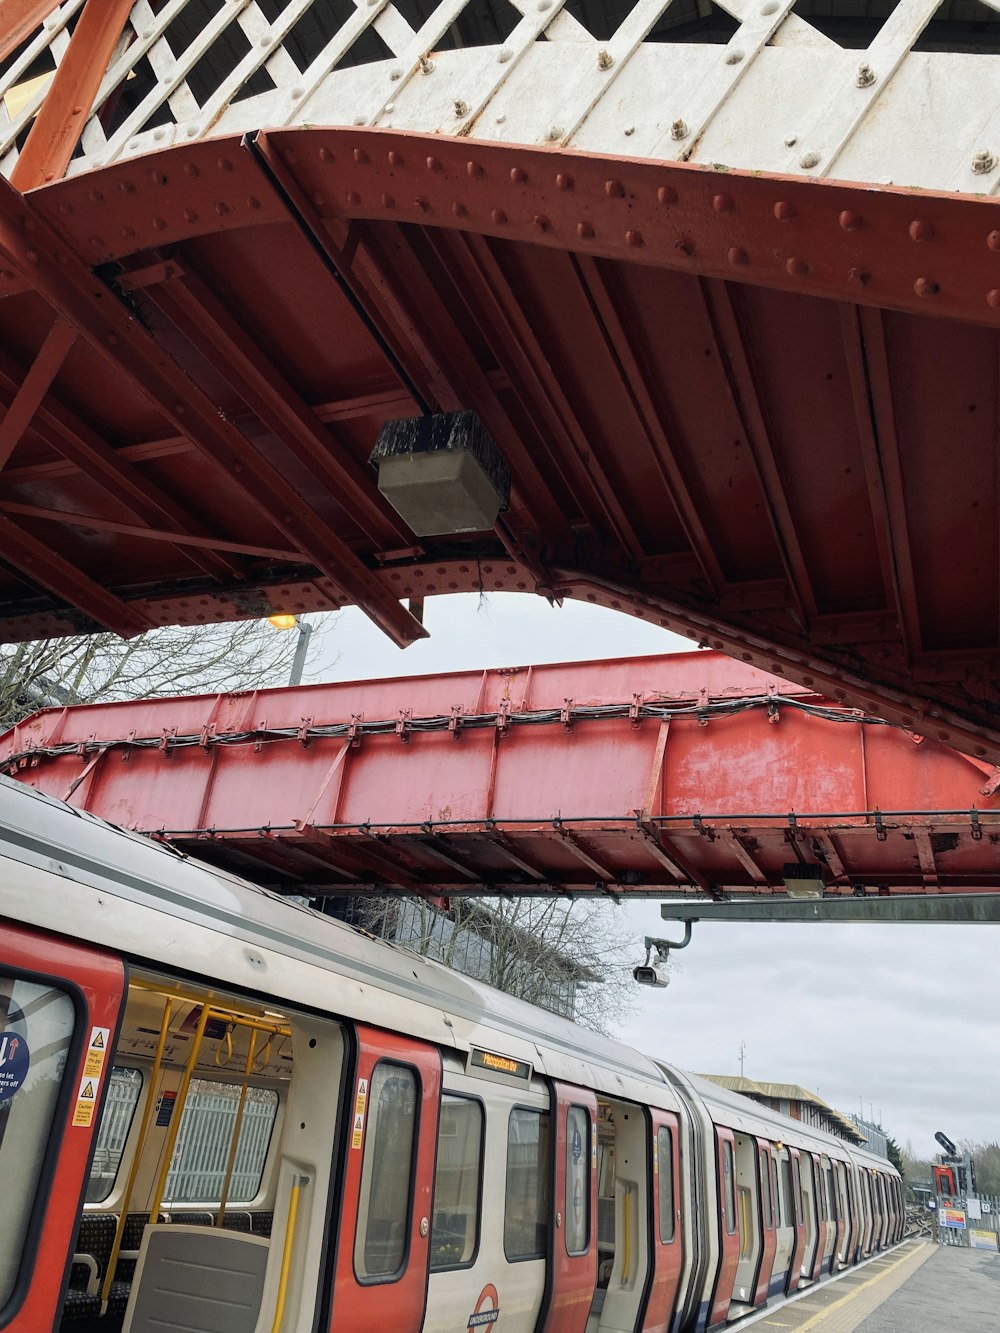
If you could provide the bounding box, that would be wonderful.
[73,1073,98,1127]
[83,1026,109,1080]
[0,1033,29,1104]
[467,1284,500,1328]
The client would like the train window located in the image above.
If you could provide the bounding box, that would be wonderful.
[430,1095,483,1271]
[86,1066,143,1203]
[792,1157,804,1226]
[760,1149,773,1230]
[565,1105,590,1256]
[163,1078,278,1203]
[657,1126,675,1243]
[355,1063,418,1282]
[504,1107,550,1261]
[781,1158,794,1228]
[0,975,75,1310]
[722,1140,736,1235]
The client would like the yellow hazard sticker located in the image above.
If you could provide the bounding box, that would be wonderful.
[73,1073,98,1127]
[351,1077,369,1149]
[83,1026,110,1080]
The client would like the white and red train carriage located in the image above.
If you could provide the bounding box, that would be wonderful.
[0,775,902,1333]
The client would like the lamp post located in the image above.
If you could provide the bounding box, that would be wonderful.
[267,614,313,686]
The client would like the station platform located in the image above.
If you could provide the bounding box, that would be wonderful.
[744,1242,999,1332]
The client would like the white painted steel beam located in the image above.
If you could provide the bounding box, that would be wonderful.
[2,0,999,193]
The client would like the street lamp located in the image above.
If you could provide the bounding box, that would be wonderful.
[267,614,313,686]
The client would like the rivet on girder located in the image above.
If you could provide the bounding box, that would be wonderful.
[346,190,360,205]
[605,179,625,197]
[799,151,821,169]
[89,235,103,248]
[972,149,997,175]
[728,247,748,265]
[492,208,508,223]
[786,257,809,276]
[598,49,614,69]
[213,204,227,217]
[657,185,677,205]
[510,167,527,183]
[453,202,468,216]
[467,160,484,177]
[625,229,644,247]
[577,221,595,238]
[725,49,744,64]
[390,67,403,80]
[218,157,234,171]
[556,173,573,190]
[381,193,395,208]
[58,202,73,215]
[498,47,512,61]
[670,119,689,140]
[986,289,1000,309]
[413,197,429,211]
[987,230,1000,252]
[426,155,441,171]
[120,180,135,194]
[624,124,635,136]
[183,208,197,222]
[908,219,933,242]
[839,209,862,230]
[855,62,876,87]
[913,277,938,297]
[773,200,794,221]
[712,193,733,212]
[547,125,563,141]
[388,150,403,166]
[319,147,334,161]
[533,214,551,231]
[676,239,694,256]
[454,100,470,117]
[247,196,261,210]
[354,148,369,164]
[184,163,200,177]
[419,55,434,73]
[89,190,104,203]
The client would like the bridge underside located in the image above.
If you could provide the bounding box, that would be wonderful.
[1,123,1000,759]
[4,654,999,899]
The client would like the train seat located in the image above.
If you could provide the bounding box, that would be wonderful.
[120,1225,269,1333]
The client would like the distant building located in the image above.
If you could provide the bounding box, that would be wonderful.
[699,1075,873,1150]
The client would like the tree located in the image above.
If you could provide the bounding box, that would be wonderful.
[0,616,332,731]
[885,1135,904,1177]
[344,894,648,1036]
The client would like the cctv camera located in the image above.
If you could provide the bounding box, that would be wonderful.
[633,962,670,988]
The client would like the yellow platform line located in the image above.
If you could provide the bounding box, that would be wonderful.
[794,1243,934,1331]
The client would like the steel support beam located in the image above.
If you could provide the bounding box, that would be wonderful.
[659,895,1000,923]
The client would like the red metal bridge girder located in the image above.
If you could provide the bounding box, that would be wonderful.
[3,653,999,899]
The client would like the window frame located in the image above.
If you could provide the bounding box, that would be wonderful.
[354,1059,421,1286]
[0,962,89,1330]
[161,1073,281,1207]
[656,1124,676,1245]
[503,1103,551,1264]
[429,1091,485,1274]
[564,1103,592,1258]
[721,1139,737,1237]
[85,1064,144,1207]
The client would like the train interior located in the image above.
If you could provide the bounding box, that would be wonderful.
[62,970,338,1333]
[588,1097,649,1333]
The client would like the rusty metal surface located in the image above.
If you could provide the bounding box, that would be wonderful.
[0,126,999,758]
[4,653,999,898]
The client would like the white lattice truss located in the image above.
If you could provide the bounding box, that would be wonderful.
[2,0,1000,193]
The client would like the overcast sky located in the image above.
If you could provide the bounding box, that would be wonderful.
[311,594,1000,1160]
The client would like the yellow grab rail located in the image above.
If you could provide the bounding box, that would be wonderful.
[215,1029,257,1225]
[620,1183,632,1286]
[270,1173,309,1333]
[148,999,212,1223]
[102,997,174,1305]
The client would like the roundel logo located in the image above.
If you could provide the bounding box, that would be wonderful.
[467,1284,500,1329]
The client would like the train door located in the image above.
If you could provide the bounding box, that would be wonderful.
[786,1149,807,1293]
[806,1155,828,1281]
[818,1159,835,1274]
[750,1140,776,1307]
[542,1082,598,1333]
[640,1109,683,1333]
[330,1023,441,1333]
[0,923,125,1333]
[770,1148,794,1299]
[729,1134,761,1314]
[832,1162,849,1269]
[860,1172,874,1256]
[588,1097,649,1333]
[706,1128,739,1327]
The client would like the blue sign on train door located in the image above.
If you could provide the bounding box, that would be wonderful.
[0,1033,29,1103]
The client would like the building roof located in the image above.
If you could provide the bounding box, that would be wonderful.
[699,1074,868,1145]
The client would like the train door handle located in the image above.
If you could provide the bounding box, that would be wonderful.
[419,1217,429,1237]
[556,1212,563,1229]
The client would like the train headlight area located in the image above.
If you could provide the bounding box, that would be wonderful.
[0,774,908,1333]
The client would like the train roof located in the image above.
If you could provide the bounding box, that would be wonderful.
[0,773,666,1087]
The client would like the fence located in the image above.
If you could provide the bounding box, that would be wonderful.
[936,1194,1000,1251]
[163,1079,278,1204]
